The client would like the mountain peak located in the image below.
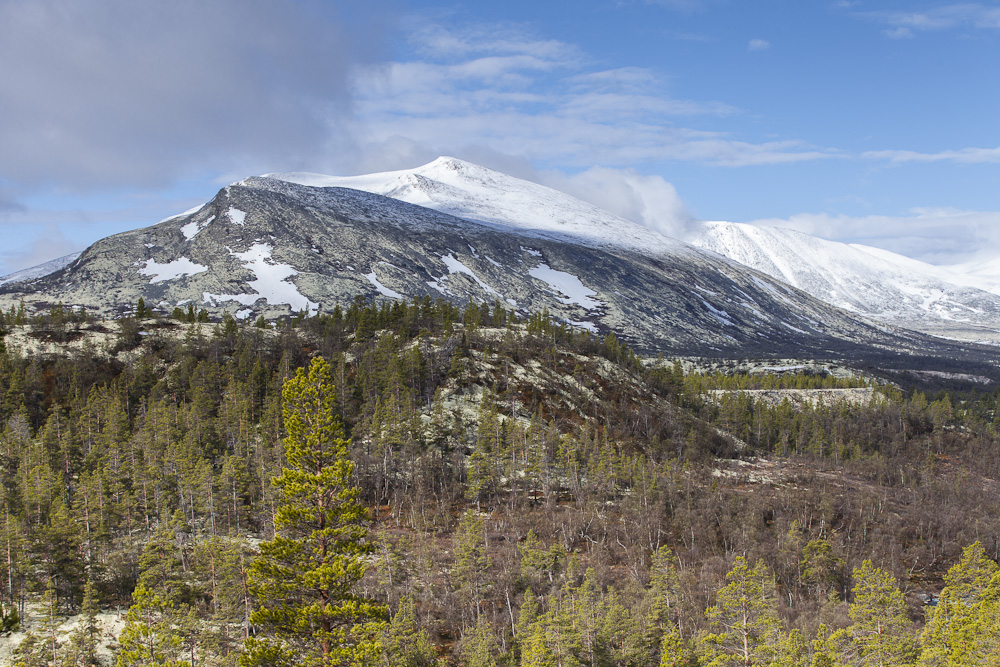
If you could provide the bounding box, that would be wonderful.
[267,158,690,257]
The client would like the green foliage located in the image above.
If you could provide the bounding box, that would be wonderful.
[243,357,387,666]
[461,614,500,667]
[700,557,781,667]
[63,577,102,667]
[4,298,1000,666]
[454,510,490,621]
[831,560,916,667]
[919,542,1000,666]
[381,594,436,667]
[115,584,189,667]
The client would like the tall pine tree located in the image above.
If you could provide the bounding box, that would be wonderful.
[242,357,387,667]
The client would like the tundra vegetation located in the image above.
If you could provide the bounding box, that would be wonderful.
[0,297,998,666]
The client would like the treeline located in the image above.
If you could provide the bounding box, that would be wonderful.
[0,298,999,665]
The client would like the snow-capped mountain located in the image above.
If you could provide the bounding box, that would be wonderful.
[267,157,690,258]
[1,157,996,366]
[272,158,1000,341]
[687,221,1000,340]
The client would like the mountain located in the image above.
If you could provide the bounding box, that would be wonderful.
[268,157,688,257]
[687,221,1000,341]
[0,252,82,287]
[272,158,1000,343]
[1,158,996,367]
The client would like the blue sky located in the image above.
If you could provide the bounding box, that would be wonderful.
[1,0,999,274]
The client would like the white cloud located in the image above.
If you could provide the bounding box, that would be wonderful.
[0,225,80,276]
[537,167,695,238]
[864,146,1000,164]
[857,3,1000,35]
[748,39,771,51]
[409,21,582,63]
[884,26,915,39]
[348,23,839,173]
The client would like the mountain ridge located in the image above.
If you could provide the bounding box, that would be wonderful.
[269,157,1000,341]
[1,158,998,369]
[688,220,1000,340]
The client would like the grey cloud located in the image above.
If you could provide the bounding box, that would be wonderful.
[0,0,390,191]
[0,194,25,217]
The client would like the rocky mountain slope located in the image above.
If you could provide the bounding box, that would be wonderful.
[272,157,1000,342]
[1,160,997,366]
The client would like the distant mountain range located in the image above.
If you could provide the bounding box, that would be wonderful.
[272,157,1000,343]
[0,252,82,288]
[688,222,1000,341]
[1,157,997,368]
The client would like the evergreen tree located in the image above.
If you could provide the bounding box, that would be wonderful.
[461,614,500,667]
[658,624,689,667]
[700,557,781,667]
[646,545,683,656]
[115,584,188,667]
[63,577,102,667]
[242,357,387,667]
[833,560,916,667]
[454,510,490,623]
[381,594,436,667]
[15,578,61,667]
[918,542,998,666]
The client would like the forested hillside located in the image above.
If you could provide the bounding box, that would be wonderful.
[1,298,999,665]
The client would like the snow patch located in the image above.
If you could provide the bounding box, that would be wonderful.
[181,215,215,240]
[364,269,404,299]
[139,257,208,283]
[567,319,598,333]
[228,208,247,225]
[202,244,317,314]
[528,263,602,310]
[698,298,735,326]
[440,254,498,295]
[159,205,203,223]
[781,322,809,335]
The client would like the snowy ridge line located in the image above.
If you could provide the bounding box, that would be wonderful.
[265,157,696,259]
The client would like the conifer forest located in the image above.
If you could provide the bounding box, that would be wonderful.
[2,298,1000,665]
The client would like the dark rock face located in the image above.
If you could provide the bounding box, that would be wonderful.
[2,178,997,364]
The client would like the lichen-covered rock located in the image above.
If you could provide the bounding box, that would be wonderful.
[1,178,995,362]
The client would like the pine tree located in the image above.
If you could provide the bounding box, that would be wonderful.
[15,578,61,667]
[461,614,500,667]
[600,588,645,667]
[114,584,187,667]
[646,545,683,656]
[63,577,102,667]
[833,560,916,667]
[454,510,490,623]
[918,542,998,666]
[242,357,387,667]
[381,594,436,667]
[700,557,781,667]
